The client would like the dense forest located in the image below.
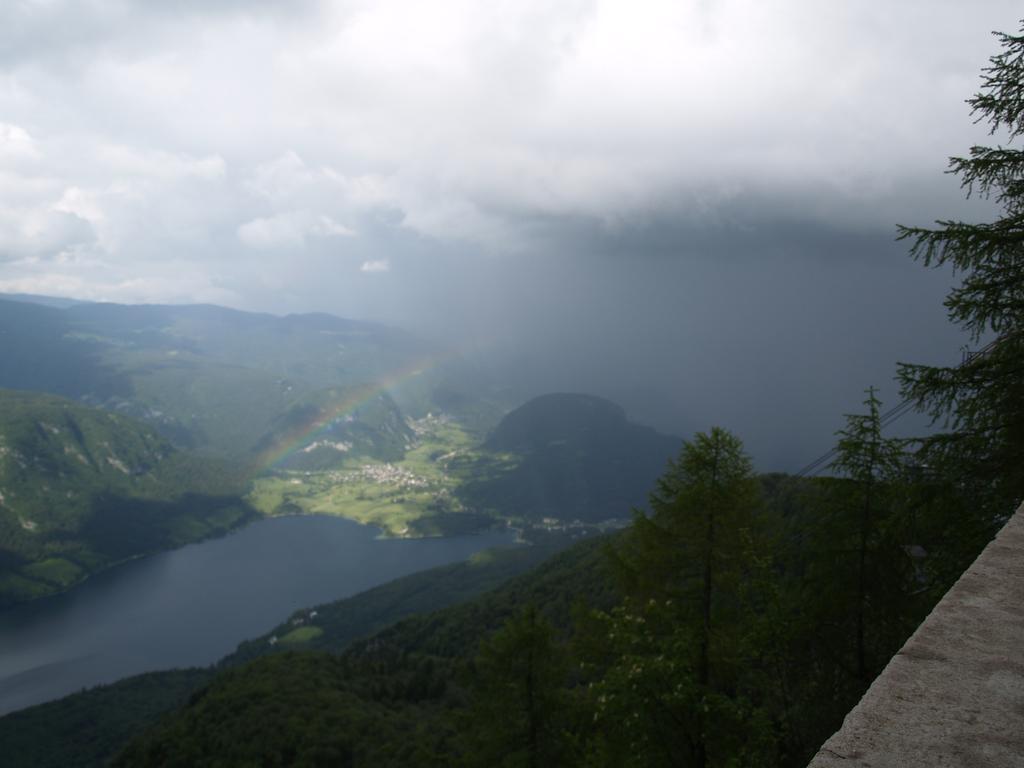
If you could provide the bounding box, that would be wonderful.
[0,389,256,604]
[104,415,1005,767]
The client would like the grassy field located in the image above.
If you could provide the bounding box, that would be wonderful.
[278,626,324,644]
[247,415,518,536]
[21,557,84,588]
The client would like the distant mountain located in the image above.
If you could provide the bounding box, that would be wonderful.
[0,293,89,309]
[457,393,681,522]
[60,302,429,390]
[486,392,634,451]
[0,389,255,605]
[0,299,130,402]
[0,298,438,461]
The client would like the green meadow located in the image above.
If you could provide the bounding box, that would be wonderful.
[278,626,324,644]
[247,415,519,536]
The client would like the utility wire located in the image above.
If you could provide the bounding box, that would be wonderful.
[794,336,1003,478]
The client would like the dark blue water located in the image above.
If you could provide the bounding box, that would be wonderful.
[0,515,516,715]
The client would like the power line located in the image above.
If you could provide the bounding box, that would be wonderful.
[793,397,918,477]
[794,337,1002,478]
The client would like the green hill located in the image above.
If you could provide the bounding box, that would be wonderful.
[112,533,616,767]
[0,298,438,462]
[0,534,589,768]
[0,300,129,402]
[0,389,255,605]
[457,393,682,522]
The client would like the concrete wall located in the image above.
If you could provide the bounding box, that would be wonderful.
[809,503,1024,768]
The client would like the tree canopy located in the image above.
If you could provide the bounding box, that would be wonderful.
[897,26,1024,522]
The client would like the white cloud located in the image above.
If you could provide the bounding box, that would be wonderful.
[237,210,354,249]
[0,268,239,306]
[246,151,318,203]
[312,215,355,238]
[0,0,1019,304]
[0,206,94,260]
[0,127,238,262]
[360,258,390,273]
[238,213,306,249]
[94,145,226,182]
[53,186,105,226]
[0,122,39,161]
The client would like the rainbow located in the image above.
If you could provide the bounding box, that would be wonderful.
[252,354,452,473]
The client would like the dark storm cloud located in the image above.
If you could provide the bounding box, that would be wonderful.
[0,0,1017,464]
[457,218,967,470]
[241,209,965,469]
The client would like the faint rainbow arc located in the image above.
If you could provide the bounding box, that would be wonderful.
[252,353,453,473]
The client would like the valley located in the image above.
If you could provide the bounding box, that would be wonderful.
[0,514,521,718]
[0,293,690,763]
[248,413,518,537]
[0,292,1013,767]
[0,296,677,607]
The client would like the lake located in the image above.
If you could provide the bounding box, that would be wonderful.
[0,515,517,715]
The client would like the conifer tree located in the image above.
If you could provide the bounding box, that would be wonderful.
[609,427,766,768]
[897,25,1024,522]
[463,605,571,768]
[828,387,907,683]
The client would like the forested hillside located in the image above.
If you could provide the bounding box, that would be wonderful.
[0,298,438,461]
[0,389,255,604]
[0,535,589,768]
[108,420,1000,767]
[0,411,1007,766]
[458,393,681,522]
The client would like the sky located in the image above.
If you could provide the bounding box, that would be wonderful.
[0,0,1020,468]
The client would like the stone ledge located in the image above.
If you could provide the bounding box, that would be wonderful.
[809,503,1024,768]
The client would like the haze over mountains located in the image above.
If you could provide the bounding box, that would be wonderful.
[0,286,697,759]
[2,2,1006,471]
[0,296,436,458]
[0,280,966,475]
[0,293,684,604]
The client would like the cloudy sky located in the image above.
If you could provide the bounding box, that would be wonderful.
[1,0,1020,467]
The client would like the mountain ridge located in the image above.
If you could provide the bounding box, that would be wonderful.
[0,388,256,605]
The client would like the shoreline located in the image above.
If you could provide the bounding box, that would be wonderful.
[0,506,259,612]
[0,507,516,611]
